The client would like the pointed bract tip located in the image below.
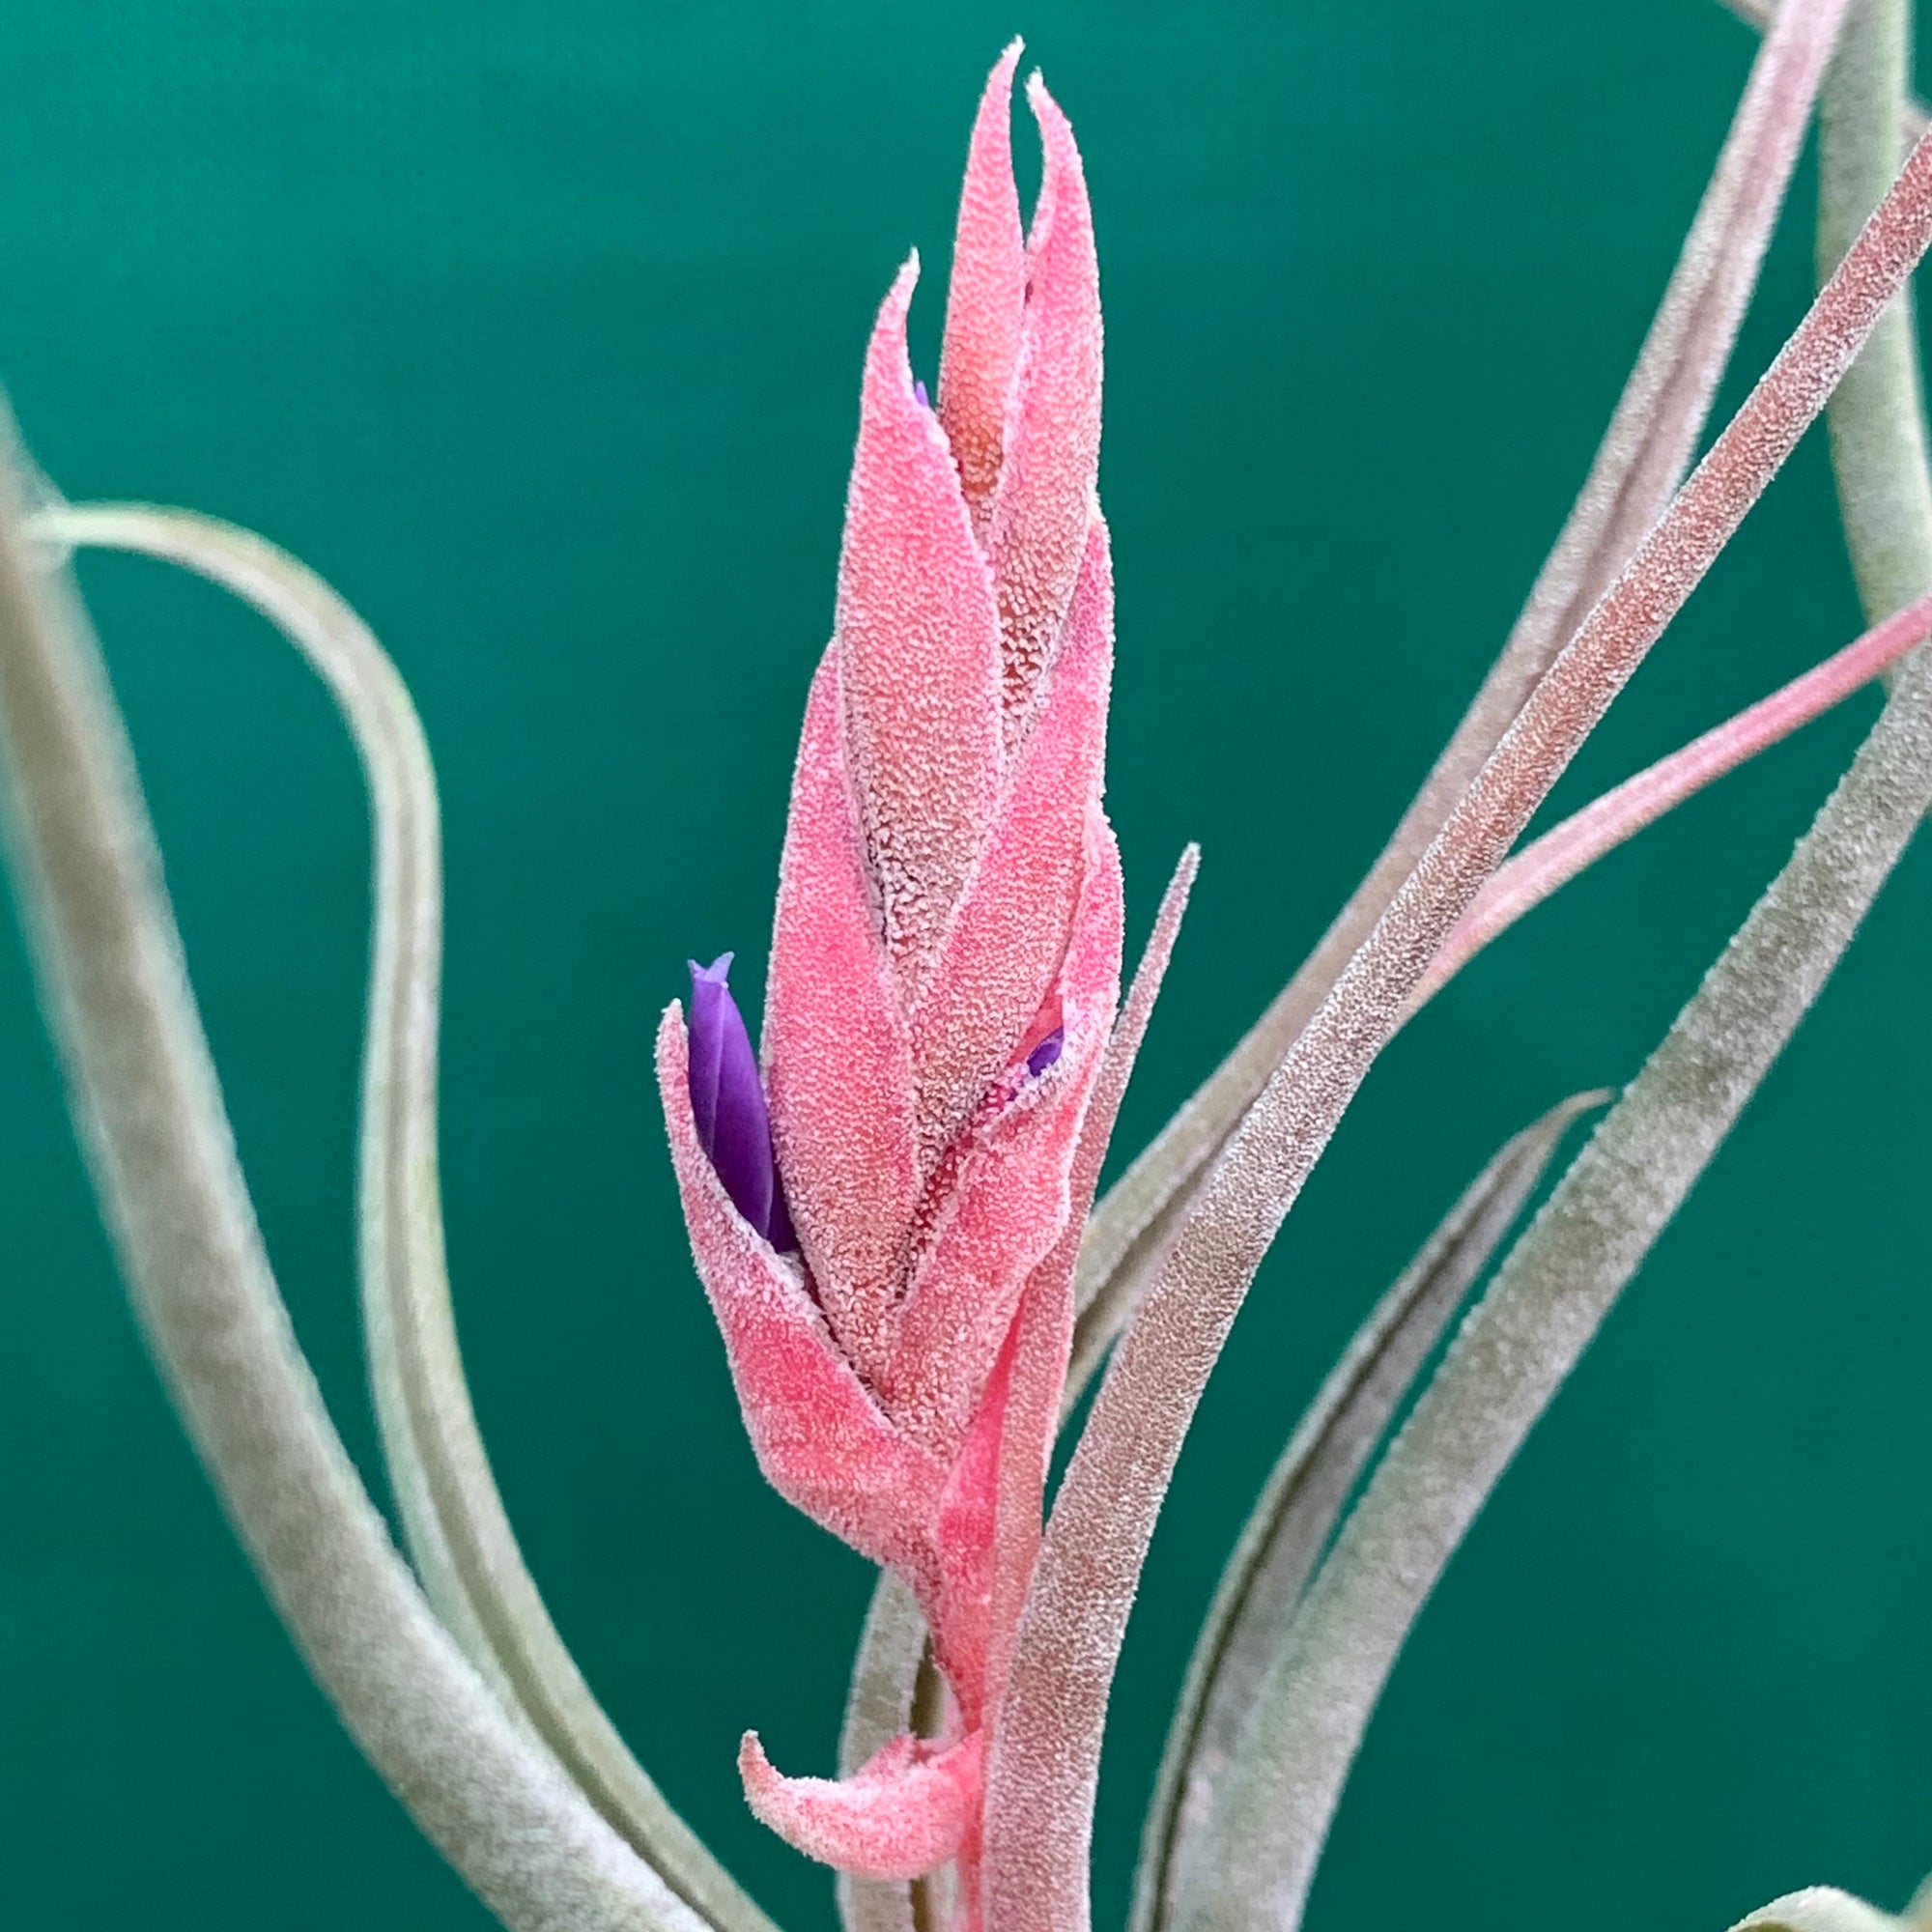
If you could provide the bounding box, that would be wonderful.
[980,38,1023,103]
[871,251,922,348]
[738,1728,978,1881]
[863,254,932,421]
[1026,69,1079,149]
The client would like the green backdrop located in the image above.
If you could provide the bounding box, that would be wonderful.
[0,2,1926,1928]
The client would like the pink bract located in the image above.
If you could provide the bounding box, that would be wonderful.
[657,42,1132,1893]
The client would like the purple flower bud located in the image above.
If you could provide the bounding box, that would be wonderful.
[1025,1026,1065,1078]
[687,953,797,1252]
[913,378,930,409]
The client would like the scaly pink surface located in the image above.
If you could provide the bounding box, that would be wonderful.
[658,45,1139,1905]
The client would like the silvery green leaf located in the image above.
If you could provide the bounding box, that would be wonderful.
[0,449,702,1930]
[1070,0,1848,1384]
[32,501,768,1932]
[836,1572,926,1932]
[1128,1091,1604,1932]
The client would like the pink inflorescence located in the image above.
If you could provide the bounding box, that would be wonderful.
[657,39,1122,1901]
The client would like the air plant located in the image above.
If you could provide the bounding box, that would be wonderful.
[0,2,1929,1931]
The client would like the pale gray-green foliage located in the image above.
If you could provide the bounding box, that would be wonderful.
[35,503,775,1932]
[1128,1093,1605,1932]
[1067,0,1846,1375]
[983,3,1904,1923]
[838,1574,926,1932]
[1819,0,1932,623]
[1729,1887,1921,1932]
[1162,4,1932,1924]
[1167,632,1932,1927]
[3,6,1926,1930]
[0,446,707,1932]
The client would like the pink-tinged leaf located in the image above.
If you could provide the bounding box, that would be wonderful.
[765,650,921,1379]
[979,1259,1075,1734]
[1060,846,1202,1412]
[740,1728,982,1882]
[1411,584,1932,1009]
[939,41,1028,535]
[838,254,1006,994]
[988,73,1103,733]
[831,828,1179,1886]
[1071,0,1855,1350]
[887,813,1123,1459]
[927,1321,1015,1725]
[659,1005,945,1576]
[913,518,1115,1160]
[970,834,1169,1733]
[987,88,1932,1932]
[1068,843,1200,1321]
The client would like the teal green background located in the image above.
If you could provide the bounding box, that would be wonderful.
[0,2,1927,1927]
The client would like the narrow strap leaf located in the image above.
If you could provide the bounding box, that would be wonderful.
[1070,0,1852,1354]
[1155,12,1932,1925]
[1413,585,1932,1009]
[987,33,1932,1928]
[32,502,775,1932]
[1816,0,1932,622]
[1129,1091,1604,1932]
[1064,843,1199,1399]
[1724,0,1929,139]
[1167,626,1932,1932]
[0,447,703,1929]
[38,506,503,1689]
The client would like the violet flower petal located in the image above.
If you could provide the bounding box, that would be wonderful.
[1026,1026,1065,1078]
[686,952,729,1151]
[687,954,796,1251]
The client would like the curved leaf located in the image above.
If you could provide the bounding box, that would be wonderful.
[35,503,773,1932]
[1413,586,1932,1009]
[0,452,700,1930]
[1129,1091,1605,1932]
[1071,0,1854,1355]
[985,55,1932,1932]
[1156,11,1932,1924]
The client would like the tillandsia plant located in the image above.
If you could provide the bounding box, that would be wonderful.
[1,4,1931,1932]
